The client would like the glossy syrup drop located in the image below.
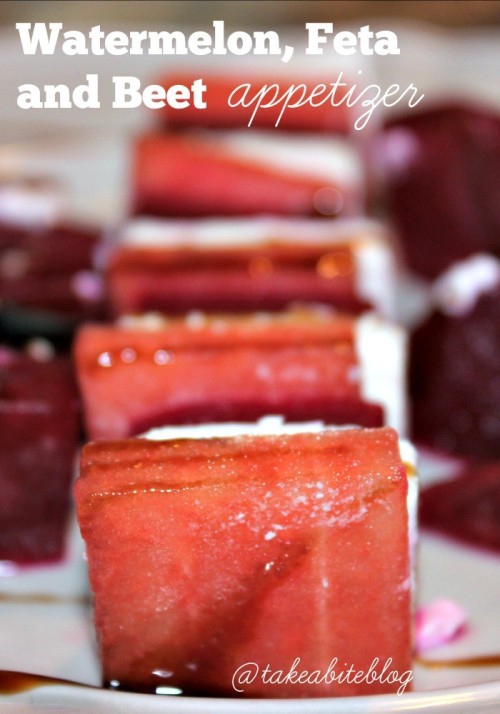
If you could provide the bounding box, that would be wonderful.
[0,670,96,695]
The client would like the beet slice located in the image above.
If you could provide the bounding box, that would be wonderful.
[420,461,500,554]
[411,273,500,459]
[379,104,500,279]
[0,350,79,565]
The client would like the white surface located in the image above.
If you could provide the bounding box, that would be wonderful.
[0,19,499,714]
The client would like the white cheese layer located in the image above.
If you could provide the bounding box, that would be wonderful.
[207,130,364,201]
[433,253,500,317]
[144,415,325,441]
[121,216,386,249]
[355,313,408,437]
[399,439,419,606]
[0,182,65,227]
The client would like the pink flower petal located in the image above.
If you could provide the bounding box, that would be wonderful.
[415,599,468,653]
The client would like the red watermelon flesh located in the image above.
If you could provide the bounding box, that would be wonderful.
[76,426,412,697]
[379,104,500,279]
[132,133,359,219]
[75,313,383,439]
[107,241,367,317]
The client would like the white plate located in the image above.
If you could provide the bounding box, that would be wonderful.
[1,20,500,714]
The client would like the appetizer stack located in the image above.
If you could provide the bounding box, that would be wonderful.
[132,73,364,219]
[107,217,396,316]
[0,345,79,566]
[75,310,405,439]
[73,74,416,699]
[380,104,500,552]
[0,178,101,568]
[0,178,106,338]
[2,66,499,701]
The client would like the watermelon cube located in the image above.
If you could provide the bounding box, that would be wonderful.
[76,424,414,697]
[132,130,364,218]
[107,217,396,317]
[378,104,500,279]
[75,309,406,440]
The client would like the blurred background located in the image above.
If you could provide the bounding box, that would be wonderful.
[0,0,499,220]
[0,0,499,27]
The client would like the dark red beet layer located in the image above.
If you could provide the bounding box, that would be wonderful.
[0,351,79,564]
[411,285,500,459]
[380,104,500,279]
[108,244,368,316]
[420,461,500,554]
[130,397,384,437]
[0,222,106,327]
